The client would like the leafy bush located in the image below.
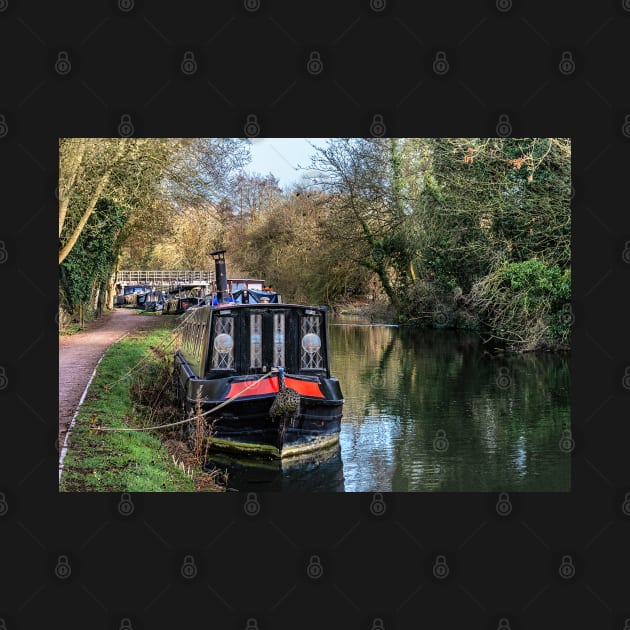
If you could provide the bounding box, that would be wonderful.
[470,258,571,350]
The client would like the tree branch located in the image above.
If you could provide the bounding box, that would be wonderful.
[58,138,87,238]
[59,140,128,265]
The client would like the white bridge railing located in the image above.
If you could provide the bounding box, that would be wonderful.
[116,270,215,285]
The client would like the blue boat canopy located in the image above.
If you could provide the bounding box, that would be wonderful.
[231,288,281,304]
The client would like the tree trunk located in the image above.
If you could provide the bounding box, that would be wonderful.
[377,267,400,310]
[58,140,128,264]
[59,138,87,238]
[358,257,400,309]
[97,280,105,318]
[90,276,99,312]
[106,275,116,310]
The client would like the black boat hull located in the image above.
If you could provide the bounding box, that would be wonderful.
[175,355,343,459]
[183,392,343,459]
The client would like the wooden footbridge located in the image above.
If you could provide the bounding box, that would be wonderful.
[116,270,215,293]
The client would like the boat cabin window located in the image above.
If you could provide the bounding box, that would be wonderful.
[300,315,324,370]
[250,313,262,368]
[211,315,235,369]
[273,313,285,367]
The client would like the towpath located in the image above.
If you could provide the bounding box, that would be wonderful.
[59,309,164,445]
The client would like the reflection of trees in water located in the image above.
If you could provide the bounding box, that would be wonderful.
[332,324,400,416]
[331,323,570,491]
[332,325,403,491]
[395,331,570,490]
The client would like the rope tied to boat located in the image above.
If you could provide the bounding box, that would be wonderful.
[269,367,300,426]
[94,368,279,433]
[93,366,302,435]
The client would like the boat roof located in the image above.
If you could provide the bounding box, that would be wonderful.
[211,303,327,310]
[229,278,265,282]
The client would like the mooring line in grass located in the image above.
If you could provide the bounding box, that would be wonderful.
[100,332,178,391]
[94,369,278,433]
[99,310,195,392]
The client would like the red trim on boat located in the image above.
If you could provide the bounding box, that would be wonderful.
[227,376,324,399]
[285,377,324,398]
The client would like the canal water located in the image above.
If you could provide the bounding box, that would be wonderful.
[211,316,571,492]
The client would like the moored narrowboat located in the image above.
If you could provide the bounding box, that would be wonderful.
[173,250,344,459]
[164,295,204,314]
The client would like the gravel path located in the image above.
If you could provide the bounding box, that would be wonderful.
[58,309,165,445]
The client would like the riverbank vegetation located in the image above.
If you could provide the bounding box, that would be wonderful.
[59,317,225,492]
[59,137,570,351]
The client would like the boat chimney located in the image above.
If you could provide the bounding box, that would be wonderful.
[211,249,228,301]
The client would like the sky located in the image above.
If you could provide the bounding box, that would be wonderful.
[243,138,329,189]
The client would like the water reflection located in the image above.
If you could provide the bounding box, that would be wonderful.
[333,320,570,492]
[208,445,345,492]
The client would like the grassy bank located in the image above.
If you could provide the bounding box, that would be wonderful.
[60,318,224,492]
[59,323,82,336]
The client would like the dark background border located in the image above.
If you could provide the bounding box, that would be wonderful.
[1,1,629,628]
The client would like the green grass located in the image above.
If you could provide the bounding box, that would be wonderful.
[59,323,83,336]
[59,318,197,492]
